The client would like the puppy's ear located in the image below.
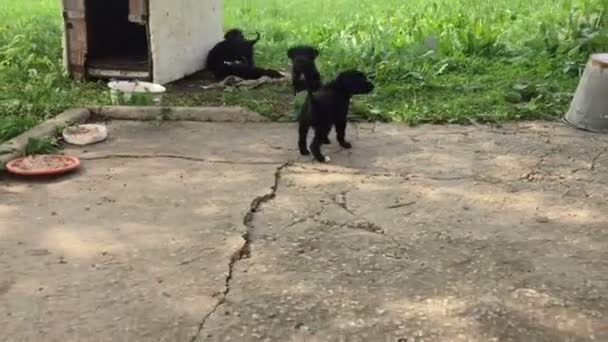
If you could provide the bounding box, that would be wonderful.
[311,48,320,59]
[287,48,296,59]
[334,72,352,90]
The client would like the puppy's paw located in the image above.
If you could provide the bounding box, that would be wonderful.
[340,141,352,149]
[299,149,310,156]
[312,154,330,163]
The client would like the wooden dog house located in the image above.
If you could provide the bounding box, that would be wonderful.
[62,0,223,84]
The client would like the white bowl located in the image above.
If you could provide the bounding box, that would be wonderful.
[62,124,108,146]
[108,80,166,106]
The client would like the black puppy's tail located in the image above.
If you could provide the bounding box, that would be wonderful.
[250,32,261,45]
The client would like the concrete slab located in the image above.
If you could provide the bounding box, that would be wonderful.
[1,120,608,342]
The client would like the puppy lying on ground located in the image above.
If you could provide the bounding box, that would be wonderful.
[207,28,258,68]
[223,28,260,66]
[287,45,322,95]
[298,70,374,163]
[206,28,282,80]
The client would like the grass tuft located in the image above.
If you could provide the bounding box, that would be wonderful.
[24,137,61,156]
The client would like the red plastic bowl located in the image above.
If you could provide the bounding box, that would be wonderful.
[5,155,81,176]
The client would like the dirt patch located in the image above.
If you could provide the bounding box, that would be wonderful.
[163,70,296,121]
[165,69,219,93]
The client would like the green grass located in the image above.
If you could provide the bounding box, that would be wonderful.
[24,136,61,156]
[1,0,608,142]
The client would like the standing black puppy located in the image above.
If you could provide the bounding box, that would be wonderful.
[287,45,321,95]
[298,70,374,163]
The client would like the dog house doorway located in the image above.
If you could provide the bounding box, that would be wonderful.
[63,0,152,80]
[85,0,150,79]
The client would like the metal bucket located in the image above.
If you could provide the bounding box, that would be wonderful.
[564,53,608,133]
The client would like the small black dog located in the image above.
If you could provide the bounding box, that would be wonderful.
[223,28,260,66]
[287,45,321,95]
[207,28,281,80]
[298,70,374,163]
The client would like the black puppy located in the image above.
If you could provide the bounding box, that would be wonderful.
[287,45,321,95]
[223,28,260,66]
[298,70,374,163]
[224,28,251,40]
[207,28,274,80]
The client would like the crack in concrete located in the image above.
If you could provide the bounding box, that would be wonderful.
[561,185,590,198]
[334,190,355,216]
[290,166,410,178]
[590,146,608,171]
[520,151,553,181]
[387,201,417,209]
[312,214,406,248]
[79,154,282,166]
[290,167,518,185]
[281,207,326,232]
[329,191,404,246]
[189,161,290,342]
